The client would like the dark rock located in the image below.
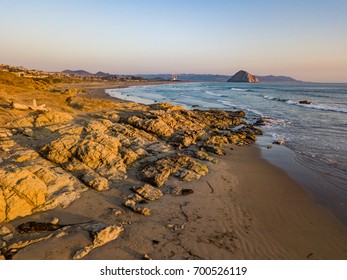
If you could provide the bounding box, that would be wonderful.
[17,221,63,234]
[299,100,312,105]
[181,189,194,196]
[254,118,266,126]
[203,145,225,155]
[227,70,259,83]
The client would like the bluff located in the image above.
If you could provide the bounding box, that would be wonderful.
[227,70,259,83]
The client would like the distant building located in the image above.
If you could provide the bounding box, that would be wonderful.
[171,74,178,81]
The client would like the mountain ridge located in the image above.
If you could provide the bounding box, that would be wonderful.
[3,65,301,83]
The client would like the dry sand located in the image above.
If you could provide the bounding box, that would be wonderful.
[1,82,347,260]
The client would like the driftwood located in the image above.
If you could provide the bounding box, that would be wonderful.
[206,180,215,193]
[11,99,50,112]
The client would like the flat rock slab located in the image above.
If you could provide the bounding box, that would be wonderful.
[73,225,124,260]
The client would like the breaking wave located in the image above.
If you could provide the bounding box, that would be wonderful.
[263,95,347,113]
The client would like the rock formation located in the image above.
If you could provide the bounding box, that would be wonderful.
[0,102,261,224]
[0,90,264,259]
[73,224,124,259]
[227,70,259,83]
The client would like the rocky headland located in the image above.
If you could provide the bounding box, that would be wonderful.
[227,70,259,83]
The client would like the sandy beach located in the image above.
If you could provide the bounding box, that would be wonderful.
[1,80,347,260]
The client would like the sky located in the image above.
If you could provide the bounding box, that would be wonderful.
[1,0,346,82]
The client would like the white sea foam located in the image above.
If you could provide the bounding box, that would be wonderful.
[263,95,276,100]
[205,91,224,97]
[230,87,247,91]
[262,94,347,113]
[219,100,239,108]
[106,89,155,105]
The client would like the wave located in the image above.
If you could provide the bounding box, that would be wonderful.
[286,100,347,113]
[205,91,224,97]
[219,100,238,108]
[219,100,264,117]
[262,95,347,113]
[230,87,247,92]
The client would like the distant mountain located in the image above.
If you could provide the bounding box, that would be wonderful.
[60,69,301,83]
[62,70,94,77]
[256,75,301,83]
[227,70,259,83]
[138,74,230,82]
[95,71,111,77]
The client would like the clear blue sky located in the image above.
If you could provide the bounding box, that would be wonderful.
[1,0,346,82]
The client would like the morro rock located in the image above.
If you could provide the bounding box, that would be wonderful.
[227,70,259,83]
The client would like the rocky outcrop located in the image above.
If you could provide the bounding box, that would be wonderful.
[227,70,259,83]
[0,158,87,222]
[1,98,261,224]
[140,154,209,187]
[9,110,73,128]
[41,132,127,182]
[299,100,312,105]
[123,194,152,216]
[132,183,163,201]
[0,128,15,152]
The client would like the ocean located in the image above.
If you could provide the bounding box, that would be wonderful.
[107,82,347,222]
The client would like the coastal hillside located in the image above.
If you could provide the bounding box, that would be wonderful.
[257,75,302,83]
[62,69,94,77]
[138,73,302,82]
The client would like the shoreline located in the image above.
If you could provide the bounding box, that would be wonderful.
[98,84,347,227]
[1,81,347,260]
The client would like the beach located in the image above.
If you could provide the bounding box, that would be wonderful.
[1,81,347,260]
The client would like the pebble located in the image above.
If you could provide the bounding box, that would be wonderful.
[51,217,59,225]
[2,233,14,242]
[273,139,285,145]
[0,226,11,236]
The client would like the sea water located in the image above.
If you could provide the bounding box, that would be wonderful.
[107,82,347,221]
